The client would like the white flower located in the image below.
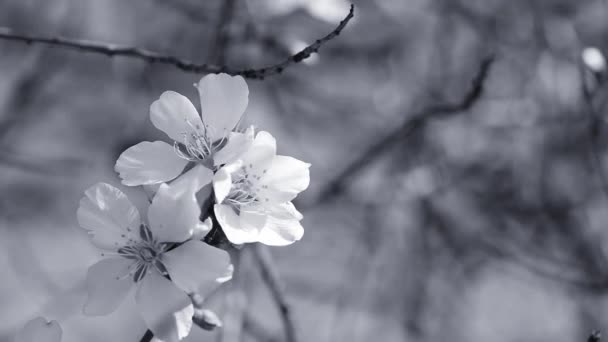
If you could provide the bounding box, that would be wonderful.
[15,317,62,342]
[115,73,250,190]
[212,130,310,245]
[77,182,232,342]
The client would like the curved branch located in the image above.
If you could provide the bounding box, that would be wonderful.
[0,5,354,80]
[313,55,496,204]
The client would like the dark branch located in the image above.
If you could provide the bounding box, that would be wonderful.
[253,244,297,342]
[589,331,601,342]
[138,330,153,342]
[313,55,496,204]
[0,5,354,80]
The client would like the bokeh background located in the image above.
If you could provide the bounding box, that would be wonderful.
[2,0,608,341]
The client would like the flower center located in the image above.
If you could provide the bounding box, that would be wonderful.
[173,121,227,162]
[225,165,270,210]
[116,224,169,283]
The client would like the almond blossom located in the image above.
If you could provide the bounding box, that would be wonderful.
[77,181,232,342]
[15,317,62,342]
[213,130,310,245]
[115,73,250,189]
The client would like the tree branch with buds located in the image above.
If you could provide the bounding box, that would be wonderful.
[0,5,354,80]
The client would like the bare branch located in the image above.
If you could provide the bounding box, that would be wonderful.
[253,244,297,342]
[313,55,496,204]
[589,331,601,342]
[138,330,153,342]
[0,5,354,80]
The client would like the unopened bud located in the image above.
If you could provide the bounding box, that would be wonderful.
[193,217,213,240]
[582,47,606,74]
[193,309,223,331]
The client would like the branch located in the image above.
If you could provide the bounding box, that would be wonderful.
[253,244,297,342]
[313,55,496,204]
[580,61,608,202]
[138,330,153,342]
[0,5,354,80]
[589,331,601,342]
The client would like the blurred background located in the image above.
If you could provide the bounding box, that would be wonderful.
[2,0,608,341]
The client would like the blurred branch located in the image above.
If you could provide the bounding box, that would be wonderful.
[253,244,297,342]
[0,4,354,79]
[590,331,601,342]
[209,0,238,64]
[314,55,496,204]
[580,63,608,202]
[152,0,211,23]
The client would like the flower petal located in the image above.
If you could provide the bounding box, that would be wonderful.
[267,202,303,221]
[213,127,255,166]
[214,204,258,244]
[258,217,304,246]
[259,155,310,203]
[163,240,232,295]
[150,91,204,142]
[136,271,194,342]
[169,164,213,195]
[213,161,242,203]
[148,184,200,243]
[197,74,249,141]
[77,183,141,250]
[83,258,133,316]
[15,317,62,342]
[239,207,267,233]
[115,141,189,186]
[241,131,276,174]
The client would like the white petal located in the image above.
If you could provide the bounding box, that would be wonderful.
[197,74,249,141]
[259,155,310,203]
[192,217,213,240]
[239,207,267,233]
[212,167,233,204]
[213,127,255,166]
[115,141,189,186]
[241,131,276,174]
[83,258,133,316]
[136,272,194,342]
[150,91,204,142]
[169,164,213,195]
[267,202,303,221]
[214,204,258,244]
[77,183,141,250]
[148,184,199,243]
[15,317,62,342]
[163,240,232,295]
[258,217,304,246]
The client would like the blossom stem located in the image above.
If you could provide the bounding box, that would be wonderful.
[0,5,354,80]
[253,244,297,342]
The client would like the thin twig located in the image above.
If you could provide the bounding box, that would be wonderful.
[253,244,297,342]
[0,5,354,80]
[138,330,153,342]
[313,55,496,204]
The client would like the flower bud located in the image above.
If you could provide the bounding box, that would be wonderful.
[193,309,223,331]
[582,47,606,74]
